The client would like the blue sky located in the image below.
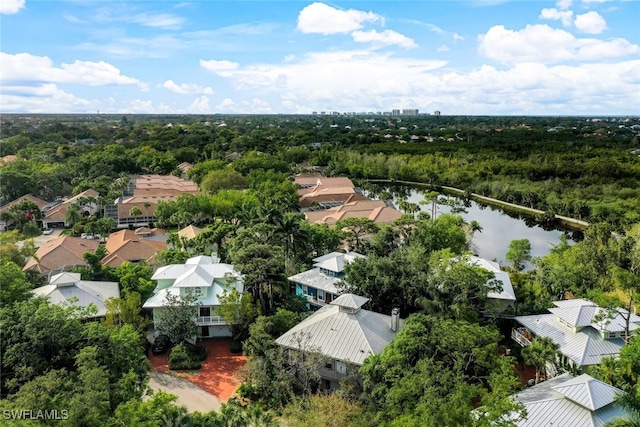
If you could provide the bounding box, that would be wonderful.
[1,0,639,115]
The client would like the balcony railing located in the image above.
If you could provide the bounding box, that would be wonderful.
[318,367,347,382]
[305,295,327,306]
[196,315,226,325]
[512,327,533,347]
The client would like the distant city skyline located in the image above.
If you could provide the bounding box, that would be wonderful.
[1,0,639,116]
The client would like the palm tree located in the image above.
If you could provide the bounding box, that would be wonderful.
[64,203,83,232]
[129,206,142,227]
[604,389,640,427]
[522,337,559,384]
[466,220,483,248]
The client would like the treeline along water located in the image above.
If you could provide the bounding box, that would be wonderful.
[364,183,582,267]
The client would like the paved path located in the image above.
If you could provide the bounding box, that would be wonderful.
[148,371,222,413]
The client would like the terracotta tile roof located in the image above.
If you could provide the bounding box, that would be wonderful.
[0,194,49,213]
[178,224,204,240]
[23,236,99,273]
[102,229,167,267]
[43,189,99,221]
[305,200,402,225]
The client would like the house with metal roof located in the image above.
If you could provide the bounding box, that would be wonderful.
[468,256,517,311]
[32,272,120,318]
[275,293,402,390]
[143,254,243,338]
[506,373,629,426]
[288,251,365,308]
[512,299,640,369]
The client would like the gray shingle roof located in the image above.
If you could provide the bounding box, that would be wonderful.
[275,294,399,365]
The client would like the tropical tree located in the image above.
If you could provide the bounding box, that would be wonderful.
[522,337,559,384]
[65,203,83,231]
[335,217,379,253]
[154,292,199,344]
[129,206,142,227]
[506,239,532,272]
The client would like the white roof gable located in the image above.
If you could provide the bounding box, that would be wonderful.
[468,256,516,302]
[332,293,369,310]
[173,265,215,288]
[49,272,82,286]
[512,373,628,427]
[33,279,120,317]
[552,374,620,411]
[312,251,365,273]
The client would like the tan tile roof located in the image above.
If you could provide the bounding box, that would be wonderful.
[129,174,199,195]
[0,194,49,213]
[296,177,356,196]
[23,236,99,273]
[306,200,402,226]
[43,189,99,221]
[102,229,167,267]
[177,224,204,240]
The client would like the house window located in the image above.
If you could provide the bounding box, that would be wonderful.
[194,287,202,295]
[318,290,325,301]
[608,331,619,339]
[325,359,334,370]
[200,307,211,317]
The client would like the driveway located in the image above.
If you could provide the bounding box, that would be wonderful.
[149,338,248,403]
[148,371,221,413]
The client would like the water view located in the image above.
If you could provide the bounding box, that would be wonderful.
[386,186,579,268]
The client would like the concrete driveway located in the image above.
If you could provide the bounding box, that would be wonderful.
[148,371,222,413]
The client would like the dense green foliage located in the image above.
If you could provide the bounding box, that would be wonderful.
[1,114,639,424]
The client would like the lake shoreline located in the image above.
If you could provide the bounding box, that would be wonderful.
[364,179,589,233]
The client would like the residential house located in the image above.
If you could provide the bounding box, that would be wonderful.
[32,272,120,318]
[304,199,403,226]
[294,176,368,209]
[275,293,402,390]
[0,194,49,231]
[512,299,640,369]
[103,174,201,228]
[143,254,243,338]
[177,224,204,241]
[101,228,167,268]
[40,189,100,229]
[288,251,365,308]
[505,373,630,426]
[23,235,99,276]
[468,256,517,311]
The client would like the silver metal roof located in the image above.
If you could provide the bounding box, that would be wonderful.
[332,293,369,309]
[468,256,516,301]
[515,313,627,365]
[33,279,120,317]
[288,268,342,294]
[312,251,365,273]
[512,373,628,427]
[275,295,400,365]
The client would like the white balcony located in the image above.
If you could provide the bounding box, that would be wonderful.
[512,327,533,347]
[196,315,226,325]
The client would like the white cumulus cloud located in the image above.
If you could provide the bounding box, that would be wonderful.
[0,0,25,14]
[574,11,607,34]
[200,59,240,76]
[453,33,464,41]
[0,52,148,90]
[437,44,450,52]
[351,29,417,48]
[478,24,638,64]
[187,96,211,113]
[540,8,574,26]
[557,0,572,10]
[297,2,381,35]
[161,80,214,95]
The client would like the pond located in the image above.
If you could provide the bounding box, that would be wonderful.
[369,184,581,268]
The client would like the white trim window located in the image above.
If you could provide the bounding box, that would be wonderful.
[194,287,202,295]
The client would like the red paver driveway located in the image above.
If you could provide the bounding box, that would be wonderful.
[149,338,247,403]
